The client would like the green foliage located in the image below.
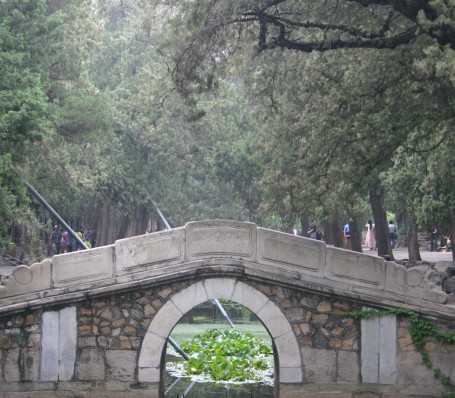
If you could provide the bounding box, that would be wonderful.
[435,369,454,387]
[180,328,273,382]
[2,0,455,260]
[0,0,61,245]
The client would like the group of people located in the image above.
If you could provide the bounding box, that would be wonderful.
[306,221,324,240]
[363,219,397,250]
[302,218,399,251]
[49,225,96,255]
[430,227,453,252]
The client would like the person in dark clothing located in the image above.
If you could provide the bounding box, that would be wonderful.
[49,225,62,255]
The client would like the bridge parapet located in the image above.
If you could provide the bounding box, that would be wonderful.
[0,220,450,316]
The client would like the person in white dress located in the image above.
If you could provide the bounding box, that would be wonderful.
[365,220,376,250]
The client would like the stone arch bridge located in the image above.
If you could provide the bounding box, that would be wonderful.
[0,220,454,397]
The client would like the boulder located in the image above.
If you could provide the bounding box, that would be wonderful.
[430,270,444,286]
[442,276,455,295]
[434,261,455,273]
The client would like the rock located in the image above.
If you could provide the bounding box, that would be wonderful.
[434,261,455,273]
[442,276,455,295]
[430,271,444,286]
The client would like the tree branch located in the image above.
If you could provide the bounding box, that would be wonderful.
[269,27,420,52]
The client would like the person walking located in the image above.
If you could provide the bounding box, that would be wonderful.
[60,231,70,253]
[430,227,438,252]
[343,221,352,250]
[388,220,397,249]
[365,220,376,251]
[49,225,62,255]
[307,221,317,239]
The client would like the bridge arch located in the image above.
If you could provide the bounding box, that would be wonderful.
[0,220,453,398]
[138,277,303,390]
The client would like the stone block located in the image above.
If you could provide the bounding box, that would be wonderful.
[21,348,40,381]
[430,351,455,380]
[301,347,337,383]
[257,299,291,338]
[138,366,160,383]
[378,314,397,384]
[185,220,257,261]
[444,276,455,294]
[171,281,208,315]
[385,262,447,304]
[326,248,385,289]
[231,281,269,314]
[204,277,236,300]
[58,306,77,381]
[361,314,396,384]
[0,260,51,299]
[76,349,105,381]
[138,332,166,368]
[396,350,435,386]
[279,367,303,383]
[147,300,182,339]
[41,307,77,382]
[4,348,20,382]
[41,310,59,381]
[106,350,137,381]
[53,246,114,287]
[274,330,302,368]
[337,350,359,383]
[115,228,184,274]
[27,333,41,350]
[257,228,326,277]
[434,261,455,273]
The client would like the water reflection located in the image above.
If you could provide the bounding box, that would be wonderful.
[164,374,274,397]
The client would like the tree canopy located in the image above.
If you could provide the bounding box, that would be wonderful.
[1,0,454,262]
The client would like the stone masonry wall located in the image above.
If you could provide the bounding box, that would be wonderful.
[0,276,454,397]
[0,280,193,396]
[397,316,455,388]
[76,280,193,384]
[252,282,362,384]
[0,279,362,390]
[0,310,42,383]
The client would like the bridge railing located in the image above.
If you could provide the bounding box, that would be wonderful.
[0,220,451,317]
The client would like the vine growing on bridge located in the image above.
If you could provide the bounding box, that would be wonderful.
[346,308,455,397]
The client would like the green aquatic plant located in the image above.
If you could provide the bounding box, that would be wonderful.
[180,328,273,382]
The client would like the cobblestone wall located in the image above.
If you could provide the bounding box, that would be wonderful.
[253,282,362,384]
[0,310,42,383]
[0,277,453,397]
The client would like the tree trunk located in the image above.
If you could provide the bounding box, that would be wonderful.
[405,211,422,261]
[299,215,309,237]
[451,213,455,261]
[369,180,394,260]
[97,200,117,247]
[322,219,333,244]
[281,211,296,234]
[327,213,343,248]
[116,214,130,240]
[124,205,149,237]
[349,218,363,253]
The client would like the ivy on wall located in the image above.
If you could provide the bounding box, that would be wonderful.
[346,308,455,397]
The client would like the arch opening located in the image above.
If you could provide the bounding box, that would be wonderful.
[165,299,275,396]
[138,278,303,397]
